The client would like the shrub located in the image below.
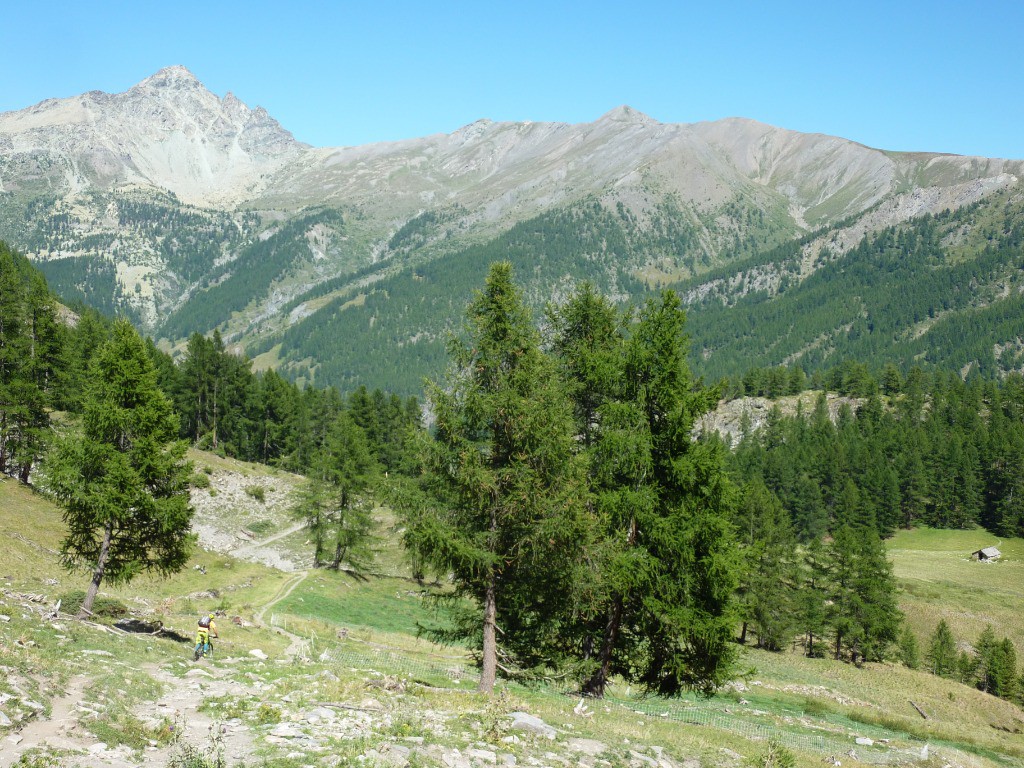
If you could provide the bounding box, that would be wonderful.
[59,589,128,619]
[247,519,275,537]
[748,739,795,768]
[244,485,266,503]
[190,473,211,489]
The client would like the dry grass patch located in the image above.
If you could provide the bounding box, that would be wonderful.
[888,528,1024,651]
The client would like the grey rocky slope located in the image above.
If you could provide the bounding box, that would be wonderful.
[1,66,1020,373]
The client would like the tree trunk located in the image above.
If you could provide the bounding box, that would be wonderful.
[332,540,344,569]
[834,630,842,661]
[80,519,113,618]
[739,621,749,645]
[211,381,218,450]
[0,413,8,475]
[583,592,624,697]
[583,515,636,698]
[478,573,497,693]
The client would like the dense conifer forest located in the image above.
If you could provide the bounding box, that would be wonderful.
[253,191,1024,395]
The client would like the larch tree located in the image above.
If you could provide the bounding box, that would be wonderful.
[295,409,376,571]
[553,287,740,697]
[733,479,800,651]
[926,619,958,677]
[400,262,589,693]
[0,245,62,483]
[44,318,194,618]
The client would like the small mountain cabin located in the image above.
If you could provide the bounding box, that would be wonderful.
[971,547,1001,561]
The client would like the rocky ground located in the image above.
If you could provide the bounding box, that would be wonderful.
[1,585,708,768]
[695,391,863,445]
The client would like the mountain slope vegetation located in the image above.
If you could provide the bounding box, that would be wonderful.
[249,190,1024,394]
[3,67,1023,393]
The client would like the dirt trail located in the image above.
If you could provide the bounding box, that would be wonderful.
[227,521,307,572]
[0,675,91,767]
[256,570,311,658]
[2,532,317,765]
[136,661,261,768]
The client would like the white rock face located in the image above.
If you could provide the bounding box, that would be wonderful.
[4,67,1019,223]
[0,65,304,206]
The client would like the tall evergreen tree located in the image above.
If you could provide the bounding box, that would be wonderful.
[733,479,799,651]
[988,639,1019,701]
[553,287,739,697]
[898,626,920,669]
[795,536,829,657]
[926,619,958,677]
[44,319,194,618]
[399,263,589,693]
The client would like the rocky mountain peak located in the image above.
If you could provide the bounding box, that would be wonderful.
[131,65,205,92]
[0,65,305,206]
[596,105,657,125]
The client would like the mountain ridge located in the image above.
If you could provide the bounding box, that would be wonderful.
[2,66,1023,390]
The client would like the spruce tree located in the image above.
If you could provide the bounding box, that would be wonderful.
[45,318,194,618]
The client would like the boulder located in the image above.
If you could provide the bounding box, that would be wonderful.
[566,739,608,756]
[508,712,556,739]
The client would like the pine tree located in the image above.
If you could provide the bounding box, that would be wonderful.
[399,263,589,693]
[44,319,194,618]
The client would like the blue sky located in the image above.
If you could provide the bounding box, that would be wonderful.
[3,1,1022,158]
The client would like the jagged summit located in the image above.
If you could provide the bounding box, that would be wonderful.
[131,65,205,91]
[0,65,304,205]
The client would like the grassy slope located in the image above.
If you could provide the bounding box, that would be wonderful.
[3,466,1024,767]
[890,528,1024,652]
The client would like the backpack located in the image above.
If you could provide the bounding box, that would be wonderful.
[198,616,211,628]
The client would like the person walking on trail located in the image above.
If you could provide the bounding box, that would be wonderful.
[196,612,218,658]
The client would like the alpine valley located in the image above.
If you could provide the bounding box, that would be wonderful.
[2,65,1023,393]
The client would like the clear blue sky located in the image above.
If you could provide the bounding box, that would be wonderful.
[3,1,1022,159]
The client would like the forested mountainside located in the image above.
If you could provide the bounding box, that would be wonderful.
[2,67,1023,394]
[257,189,1024,394]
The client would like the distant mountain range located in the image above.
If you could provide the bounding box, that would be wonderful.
[2,66,1022,392]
